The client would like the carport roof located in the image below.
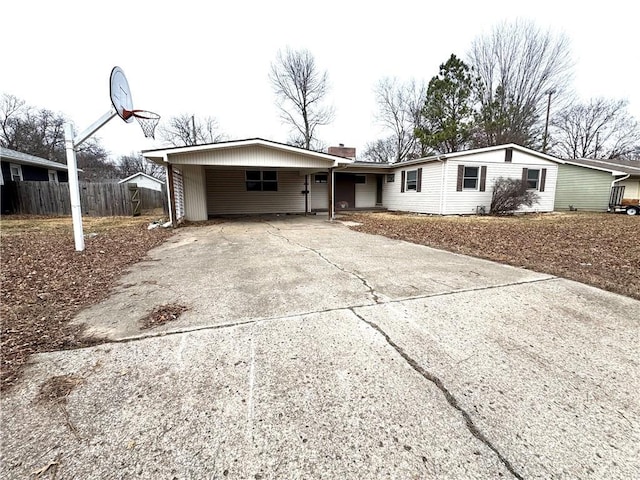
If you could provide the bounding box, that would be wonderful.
[142,138,355,165]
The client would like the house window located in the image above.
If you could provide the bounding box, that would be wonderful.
[355,175,366,184]
[48,170,58,183]
[386,174,395,183]
[246,170,278,191]
[527,169,540,190]
[406,170,418,191]
[463,166,479,190]
[314,174,328,183]
[10,163,23,181]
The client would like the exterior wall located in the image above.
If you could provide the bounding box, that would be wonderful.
[205,168,306,215]
[619,177,640,201]
[172,145,335,169]
[182,165,207,221]
[122,175,163,191]
[554,164,613,211]
[355,174,377,208]
[443,151,558,214]
[384,162,443,214]
[1,161,67,183]
[310,173,328,210]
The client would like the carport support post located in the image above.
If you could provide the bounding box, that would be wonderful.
[328,167,335,221]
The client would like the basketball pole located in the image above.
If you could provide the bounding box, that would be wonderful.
[65,109,118,251]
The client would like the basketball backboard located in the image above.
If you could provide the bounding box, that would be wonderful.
[110,66,134,123]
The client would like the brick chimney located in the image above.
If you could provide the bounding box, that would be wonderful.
[328,143,356,160]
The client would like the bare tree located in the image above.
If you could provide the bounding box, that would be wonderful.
[0,93,66,162]
[269,47,334,150]
[158,113,226,147]
[368,77,426,162]
[551,98,640,159]
[362,137,399,163]
[117,152,165,179]
[468,19,573,148]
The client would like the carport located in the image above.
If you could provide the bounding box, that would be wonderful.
[142,138,353,223]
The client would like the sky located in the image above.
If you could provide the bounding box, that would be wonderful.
[2,0,638,161]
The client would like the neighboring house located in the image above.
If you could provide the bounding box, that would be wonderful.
[1,147,71,214]
[555,158,640,211]
[118,172,164,192]
[0,147,70,185]
[143,139,562,223]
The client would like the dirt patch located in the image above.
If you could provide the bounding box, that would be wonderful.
[140,303,188,330]
[342,211,640,300]
[36,374,83,404]
[0,215,174,391]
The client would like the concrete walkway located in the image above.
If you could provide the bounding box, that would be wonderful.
[2,216,639,479]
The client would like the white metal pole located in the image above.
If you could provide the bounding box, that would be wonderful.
[65,123,85,251]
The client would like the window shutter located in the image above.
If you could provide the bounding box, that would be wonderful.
[521,168,528,186]
[401,171,405,193]
[416,168,422,192]
[540,168,547,192]
[505,148,513,162]
[456,165,464,191]
[479,166,487,192]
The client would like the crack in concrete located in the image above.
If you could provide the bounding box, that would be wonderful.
[266,229,382,304]
[82,276,559,346]
[349,308,524,480]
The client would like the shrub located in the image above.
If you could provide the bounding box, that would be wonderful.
[490,177,539,215]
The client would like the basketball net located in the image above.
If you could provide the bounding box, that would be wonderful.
[123,110,161,139]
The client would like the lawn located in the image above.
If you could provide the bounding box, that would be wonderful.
[342,211,640,301]
[0,215,174,390]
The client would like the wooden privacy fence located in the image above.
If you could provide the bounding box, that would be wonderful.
[4,181,167,216]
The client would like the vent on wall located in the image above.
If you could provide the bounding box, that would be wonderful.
[476,205,486,215]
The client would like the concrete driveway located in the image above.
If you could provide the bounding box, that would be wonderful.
[2,216,639,479]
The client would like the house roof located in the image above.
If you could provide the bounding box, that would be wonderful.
[118,172,165,185]
[142,138,355,165]
[0,146,69,171]
[562,158,640,176]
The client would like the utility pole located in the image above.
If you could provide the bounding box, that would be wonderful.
[542,89,556,153]
[191,115,197,145]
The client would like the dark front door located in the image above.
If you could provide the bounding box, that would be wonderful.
[335,173,356,210]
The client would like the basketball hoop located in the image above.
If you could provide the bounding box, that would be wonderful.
[123,109,161,139]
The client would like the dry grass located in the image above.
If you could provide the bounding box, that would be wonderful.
[343,211,640,300]
[0,215,174,390]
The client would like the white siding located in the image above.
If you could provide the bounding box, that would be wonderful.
[355,174,377,208]
[384,162,443,214]
[206,169,306,215]
[443,158,558,214]
[172,145,335,169]
[619,177,640,201]
[182,165,207,221]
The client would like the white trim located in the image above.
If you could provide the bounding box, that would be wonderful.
[462,165,480,191]
[9,163,23,181]
[118,171,164,185]
[143,138,354,166]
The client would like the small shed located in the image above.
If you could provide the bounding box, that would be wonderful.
[118,172,165,192]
